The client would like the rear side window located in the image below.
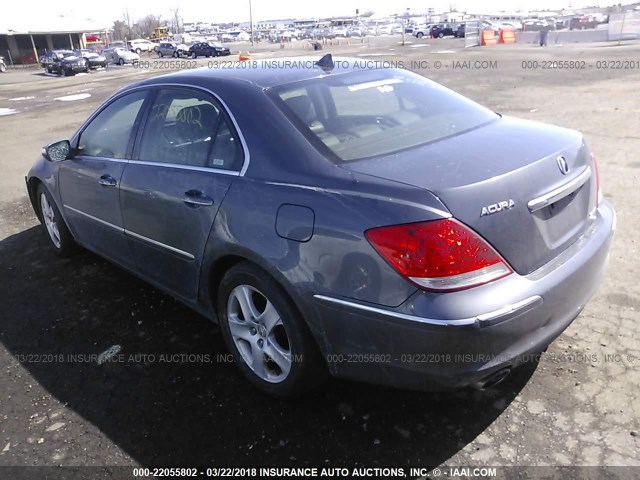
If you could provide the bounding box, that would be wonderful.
[137,87,243,171]
[271,69,497,162]
[77,91,147,159]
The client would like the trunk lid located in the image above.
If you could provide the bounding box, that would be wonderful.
[341,116,597,275]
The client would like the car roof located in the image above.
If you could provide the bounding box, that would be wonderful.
[135,55,370,89]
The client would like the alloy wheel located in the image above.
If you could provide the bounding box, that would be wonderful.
[226,285,292,383]
[40,192,61,248]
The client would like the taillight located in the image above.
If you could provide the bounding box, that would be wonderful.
[591,152,602,207]
[365,219,512,292]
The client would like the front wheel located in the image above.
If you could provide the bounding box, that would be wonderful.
[0,62,6,73]
[217,263,326,398]
[191,52,197,59]
[158,51,163,57]
[416,32,424,38]
[439,32,444,38]
[37,184,76,257]
[118,58,125,66]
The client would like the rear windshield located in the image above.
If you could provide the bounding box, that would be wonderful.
[270,69,497,162]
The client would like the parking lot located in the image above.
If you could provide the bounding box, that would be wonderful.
[0,37,639,469]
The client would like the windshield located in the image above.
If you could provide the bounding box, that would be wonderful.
[270,69,498,162]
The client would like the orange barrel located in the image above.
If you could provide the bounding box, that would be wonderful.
[500,29,516,44]
[481,30,497,46]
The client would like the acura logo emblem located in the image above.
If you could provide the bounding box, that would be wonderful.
[557,156,570,175]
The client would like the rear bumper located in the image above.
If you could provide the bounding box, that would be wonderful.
[311,200,615,390]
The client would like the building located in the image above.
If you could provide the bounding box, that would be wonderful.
[0,16,109,64]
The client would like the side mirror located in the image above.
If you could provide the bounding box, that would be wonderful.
[42,140,72,162]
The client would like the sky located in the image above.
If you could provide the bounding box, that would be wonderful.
[6,0,616,27]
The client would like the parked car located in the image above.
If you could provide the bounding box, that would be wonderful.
[188,42,231,58]
[102,47,140,66]
[127,39,158,54]
[74,49,107,69]
[157,42,189,58]
[27,55,614,398]
[430,23,457,38]
[40,50,87,76]
[413,25,434,38]
[569,16,598,30]
[522,19,554,32]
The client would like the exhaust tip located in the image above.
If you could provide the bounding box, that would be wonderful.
[473,367,512,391]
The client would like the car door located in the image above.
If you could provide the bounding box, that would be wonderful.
[58,90,149,268]
[119,86,245,300]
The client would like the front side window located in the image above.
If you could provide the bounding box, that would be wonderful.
[137,87,243,171]
[77,91,147,159]
[271,69,498,162]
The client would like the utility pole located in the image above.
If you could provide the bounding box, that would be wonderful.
[249,0,254,46]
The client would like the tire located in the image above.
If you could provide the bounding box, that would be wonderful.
[118,58,125,66]
[135,48,142,54]
[191,52,197,59]
[0,63,6,73]
[173,51,178,58]
[158,51,163,57]
[62,68,70,76]
[439,32,444,38]
[37,184,76,257]
[416,32,424,38]
[217,262,327,398]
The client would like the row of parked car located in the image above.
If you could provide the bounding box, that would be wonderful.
[411,16,605,39]
[39,41,232,77]
[39,48,142,75]
[156,41,230,58]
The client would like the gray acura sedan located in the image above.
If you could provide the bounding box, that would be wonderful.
[26,55,615,397]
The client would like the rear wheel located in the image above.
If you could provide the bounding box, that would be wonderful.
[118,58,125,66]
[416,32,424,38]
[135,48,142,54]
[217,263,326,398]
[158,51,163,57]
[37,184,75,257]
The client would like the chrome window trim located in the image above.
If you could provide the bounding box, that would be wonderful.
[528,166,591,213]
[127,160,240,176]
[125,229,195,260]
[73,82,250,176]
[64,205,123,232]
[313,294,542,327]
[72,156,129,164]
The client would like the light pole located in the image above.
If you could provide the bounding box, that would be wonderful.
[249,0,254,46]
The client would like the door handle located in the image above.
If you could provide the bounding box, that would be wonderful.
[183,189,214,207]
[99,174,117,187]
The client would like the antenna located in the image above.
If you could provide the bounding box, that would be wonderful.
[315,53,335,71]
